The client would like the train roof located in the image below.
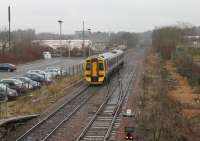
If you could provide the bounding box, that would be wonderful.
[112,49,124,54]
[85,49,124,61]
[99,49,123,60]
[99,52,115,59]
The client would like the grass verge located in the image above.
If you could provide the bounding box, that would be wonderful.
[0,74,82,119]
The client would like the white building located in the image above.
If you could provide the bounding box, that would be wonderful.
[33,40,95,50]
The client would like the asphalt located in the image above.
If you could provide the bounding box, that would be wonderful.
[0,57,83,79]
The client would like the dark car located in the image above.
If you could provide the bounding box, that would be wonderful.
[24,72,47,84]
[0,79,27,93]
[0,63,16,72]
[0,83,18,101]
[13,76,41,89]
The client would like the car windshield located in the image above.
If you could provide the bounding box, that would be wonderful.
[21,77,30,81]
[14,80,22,85]
[0,84,7,90]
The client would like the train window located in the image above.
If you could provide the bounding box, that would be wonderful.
[86,63,91,70]
[98,63,104,70]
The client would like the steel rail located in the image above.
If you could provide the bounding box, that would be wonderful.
[16,84,89,141]
[76,68,135,141]
[75,82,119,141]
[103,70,135,141]
[42,86,102,141]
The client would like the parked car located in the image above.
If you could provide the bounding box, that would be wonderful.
[0,79,26,93]
[13,76,41,90]
[0,83,18,101]
[46,67,65,76]
[45,67,63,78]
[27,70,52,80]
[24,72,52,84]
[0,63,16,72]
[0,83,18,100]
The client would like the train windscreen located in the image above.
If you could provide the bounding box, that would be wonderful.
[98,63,104,70]
[86,63,91,70]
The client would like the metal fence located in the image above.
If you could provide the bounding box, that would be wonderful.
[64,63,84,76]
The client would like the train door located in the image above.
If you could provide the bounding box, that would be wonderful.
[91,59,98,82]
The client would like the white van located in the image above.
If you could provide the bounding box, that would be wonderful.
[43,51,52,59]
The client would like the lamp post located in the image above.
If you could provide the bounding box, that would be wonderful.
[58,20,63,56]
[88,28,92,56]
[8,6,11,49]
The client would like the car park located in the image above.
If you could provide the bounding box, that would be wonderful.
[0,63,16,72]
[0,83,18,101]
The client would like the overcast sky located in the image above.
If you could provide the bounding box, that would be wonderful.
[0,0,199,34]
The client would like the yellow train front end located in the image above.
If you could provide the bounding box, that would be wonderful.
[84,57,106,85]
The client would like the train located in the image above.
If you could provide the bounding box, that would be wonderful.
[83,49,124,85]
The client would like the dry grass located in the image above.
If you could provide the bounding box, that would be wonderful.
[139,50,200,141]
[165,61,200,117]
[0,75,82,119]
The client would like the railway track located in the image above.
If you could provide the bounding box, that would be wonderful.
[15,50,136,141]
[76,69,135,141]
[16,73,120,141]
[16,84,94,141]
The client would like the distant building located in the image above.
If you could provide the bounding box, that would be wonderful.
[74,31,91,39]
[93,42,107,52]
[32,40,94,50]
[32,40,95,56]
[184,36,200,48]
[0,42,10,51]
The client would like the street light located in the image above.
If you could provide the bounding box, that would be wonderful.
[88,28,92,56]
[82,21,85,58]
[58,20,63,56]
[8,6,11,49]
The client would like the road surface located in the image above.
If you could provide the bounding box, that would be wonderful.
[0,57,83,79]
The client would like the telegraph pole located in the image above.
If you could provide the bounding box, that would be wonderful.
[8,6,11,49]
[88,28,91,56]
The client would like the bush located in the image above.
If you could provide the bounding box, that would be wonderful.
[0,45,48,64]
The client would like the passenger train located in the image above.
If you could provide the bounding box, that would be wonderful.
[83,49,124,85]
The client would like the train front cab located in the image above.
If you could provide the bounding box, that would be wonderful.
[84,57,106,85]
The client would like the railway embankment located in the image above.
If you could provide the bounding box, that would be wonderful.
[0,74,83,140]
[136,49,200,141]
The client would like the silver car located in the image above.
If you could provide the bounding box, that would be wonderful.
[0,83,18,101]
